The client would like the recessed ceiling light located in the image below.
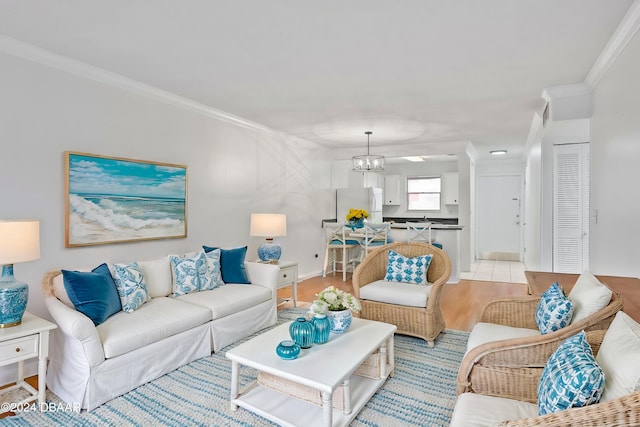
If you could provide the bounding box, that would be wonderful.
[490,150,507,155]
[402,156,424,162]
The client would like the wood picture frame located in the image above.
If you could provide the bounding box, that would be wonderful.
[65,151,187,247]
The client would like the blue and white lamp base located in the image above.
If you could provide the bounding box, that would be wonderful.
[257,239,281,263]
[0,265,28,328]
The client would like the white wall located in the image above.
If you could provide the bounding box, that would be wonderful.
[0,52,331,339]
[590,28,640,276]
[524,141,542,270]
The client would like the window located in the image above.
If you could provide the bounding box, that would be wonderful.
[407,176,441,211]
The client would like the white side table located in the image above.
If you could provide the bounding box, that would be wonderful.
[276,261,298,307]
[0,312,57,408]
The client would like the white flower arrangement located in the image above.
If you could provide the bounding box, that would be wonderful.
[309,286,361,314]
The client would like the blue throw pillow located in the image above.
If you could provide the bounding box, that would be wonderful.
[538,331,605,415]
[169,252,209,296]
[535,282,574,334]
[61,263,122,326]
[112,262,151,313]
[384,249,433,285]
[203,245,251,284]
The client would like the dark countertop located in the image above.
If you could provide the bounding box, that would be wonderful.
[383,217,459,225]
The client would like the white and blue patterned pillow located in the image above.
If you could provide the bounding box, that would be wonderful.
[112,262,151,313]
[202,249,224,290]
[538,331,605,415]
[169,252,210,296]
[384,250,433,285]
[535,282,574,334]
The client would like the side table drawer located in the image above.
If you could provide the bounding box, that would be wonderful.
[278,267,295,286]
[0,335,38,364]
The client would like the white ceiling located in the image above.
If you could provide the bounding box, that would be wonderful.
[0,1,633,160]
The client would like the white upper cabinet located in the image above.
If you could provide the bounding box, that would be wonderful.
[443,172,459,205]
[384,175,401,205]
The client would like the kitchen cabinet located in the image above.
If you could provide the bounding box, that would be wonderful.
[443,172,459,205]
[384,175,401,205]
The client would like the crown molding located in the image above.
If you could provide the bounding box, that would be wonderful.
[585,0,640,89]
[0,35,294,139]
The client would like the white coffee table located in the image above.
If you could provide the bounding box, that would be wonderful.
[226,317,396,427]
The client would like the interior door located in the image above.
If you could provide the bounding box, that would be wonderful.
[476,175,522,260]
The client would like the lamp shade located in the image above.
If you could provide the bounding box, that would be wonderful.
[250,214,287,237]
[0,220,40,264]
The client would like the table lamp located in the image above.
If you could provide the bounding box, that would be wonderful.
[250,213,287,263]
[0,220,40,327]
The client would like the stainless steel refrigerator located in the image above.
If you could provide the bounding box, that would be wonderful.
[336,187,383,223]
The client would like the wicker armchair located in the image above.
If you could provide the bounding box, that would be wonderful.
[456,291,623,401]
[352,242,451,347]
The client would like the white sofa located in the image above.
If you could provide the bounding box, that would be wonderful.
[42,254,280,411]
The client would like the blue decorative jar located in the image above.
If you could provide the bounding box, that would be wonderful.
[327,309,353,334]
[349,218,365,229]
[276,340,301,360]
[311,314,331,344]
[289,317,315,349]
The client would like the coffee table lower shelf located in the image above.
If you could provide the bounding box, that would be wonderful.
[232,374,385,427]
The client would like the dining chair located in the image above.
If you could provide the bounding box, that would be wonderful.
[322,223,361,281]
[406,222,434,244]
[360,222,390,260]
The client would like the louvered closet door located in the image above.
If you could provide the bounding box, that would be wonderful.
[553,143,590,273]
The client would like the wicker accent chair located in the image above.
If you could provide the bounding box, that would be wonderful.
[456,291,623,401]
[352,242,451,347]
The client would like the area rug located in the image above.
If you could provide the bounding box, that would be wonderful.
[2,309,468,426]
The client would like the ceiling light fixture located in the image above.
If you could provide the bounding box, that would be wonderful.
[352,131,385,172]
[490,150,508,156]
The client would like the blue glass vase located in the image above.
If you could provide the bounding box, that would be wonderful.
[276,340,301,360]
[289,317,315,349]
[311,314,331,344]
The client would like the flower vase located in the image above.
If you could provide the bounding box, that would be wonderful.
[327,309,352,333]
[349,218,364,229]
[311,314,331,344]
[289,317,315,349]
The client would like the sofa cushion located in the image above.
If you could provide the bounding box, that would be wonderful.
[61,263,122,326]
[466,323,540,354]
[176,284,271,320]
[359,280,431,308]
[202,248,224,290]
[449,392,537,427]
[112,262,151,313]
[537,331,605,415]
[568,272,612,322]
[596,311,640,402]
[203,245,251,284]
[169,252,209,296]
[535,282,574,334]
[384,250,432,285]
[137,257,172,298]
[96,297,212,359]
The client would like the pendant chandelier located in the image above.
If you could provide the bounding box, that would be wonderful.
[352,131,385,172]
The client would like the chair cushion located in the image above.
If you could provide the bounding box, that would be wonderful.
[450,392,537,427]
[97,297,211,358]
[112,262,151,313]
[596,311,640,402]
[359,280,431,308]
[61,263,122,326]
[537,331,605,415]
[466,322,540,353]
[177,283,271,320]
[384,249,433,285]
[203,245,251,284]
[535,282,574,334]
[137,257,172,298]
[568,272,612,322]
[330,239,359,245]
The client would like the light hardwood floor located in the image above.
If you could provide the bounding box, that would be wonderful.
[278,272,528,332]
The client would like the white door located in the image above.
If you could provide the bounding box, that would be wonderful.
[476,175,522,260]
[553,143,590,273]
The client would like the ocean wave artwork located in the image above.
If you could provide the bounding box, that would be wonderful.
[66,152,187,246]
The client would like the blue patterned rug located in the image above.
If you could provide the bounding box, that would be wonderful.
[2,309,468,426]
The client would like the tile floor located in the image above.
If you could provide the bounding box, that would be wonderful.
[460,260,527,284]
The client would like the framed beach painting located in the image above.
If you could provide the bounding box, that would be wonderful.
[65,152,187,247]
